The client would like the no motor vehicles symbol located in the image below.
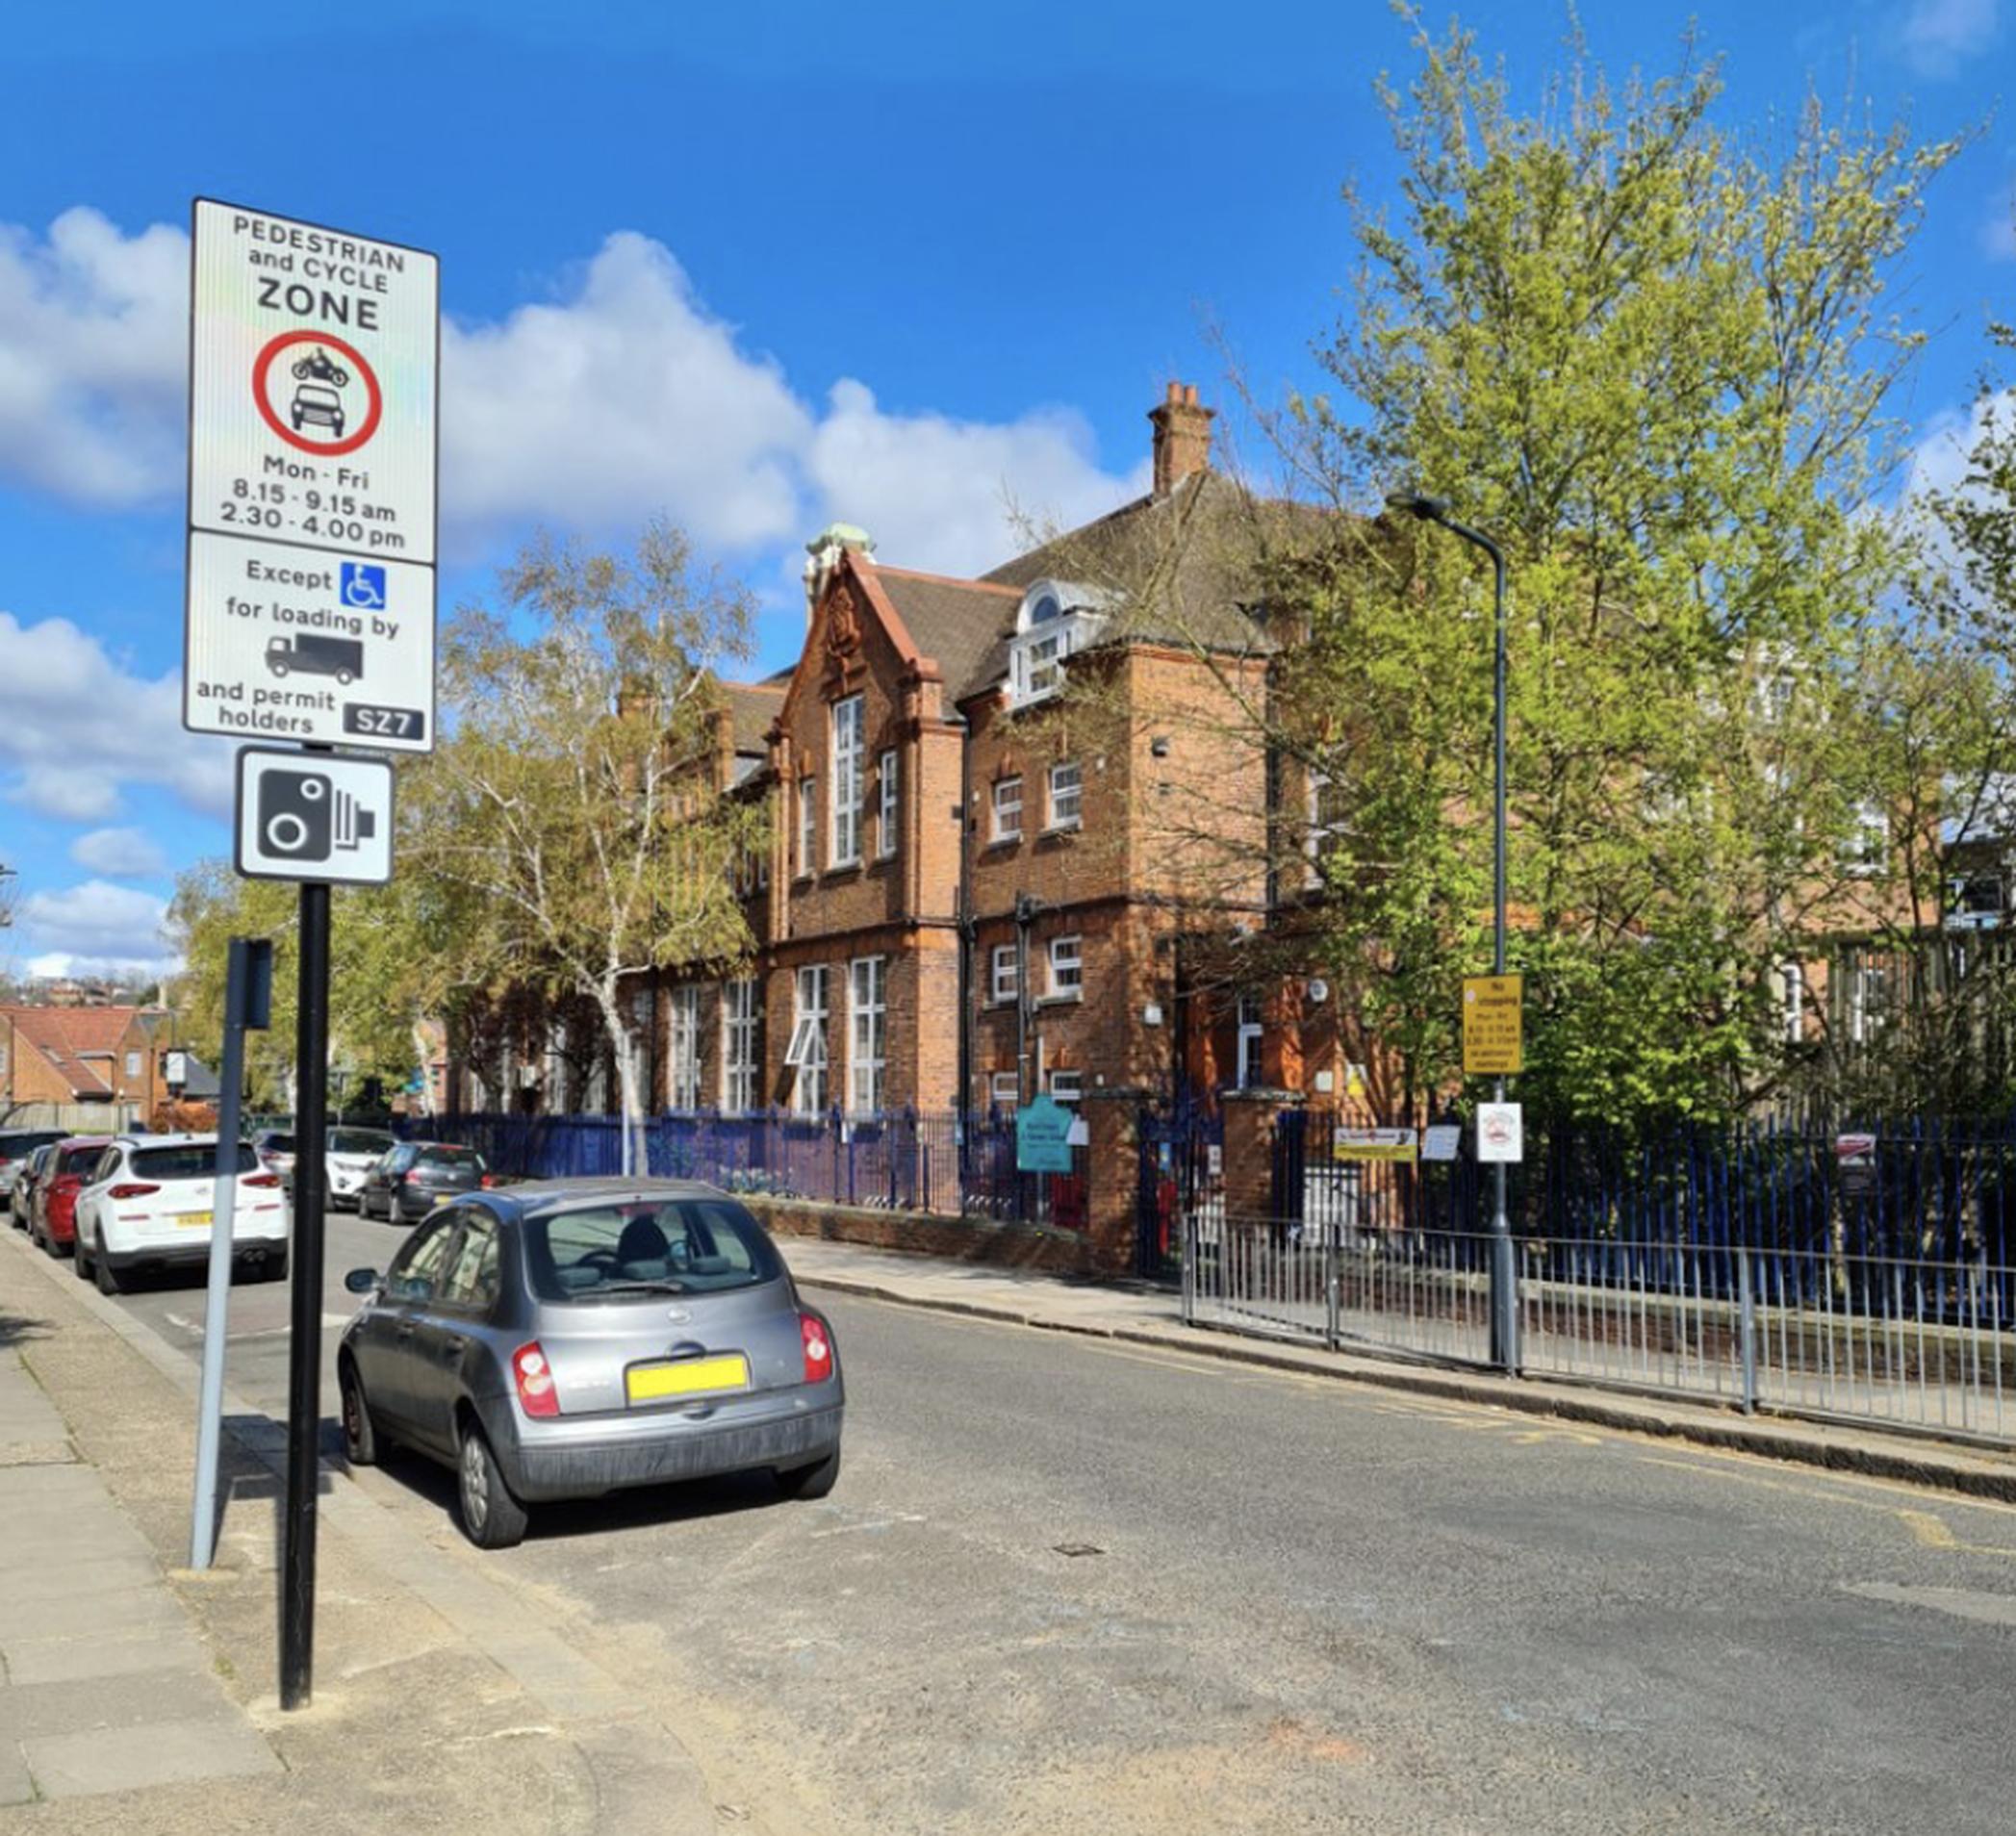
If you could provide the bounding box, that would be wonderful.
[252,328,383,458]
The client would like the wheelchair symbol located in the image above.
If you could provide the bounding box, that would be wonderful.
[340,563,387,612]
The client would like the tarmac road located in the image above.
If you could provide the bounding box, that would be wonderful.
[84,1208,2016,1836]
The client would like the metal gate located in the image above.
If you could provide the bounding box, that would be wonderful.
[1136,1105,1222,1282]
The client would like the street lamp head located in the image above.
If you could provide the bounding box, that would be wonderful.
[1384,491,1450,522]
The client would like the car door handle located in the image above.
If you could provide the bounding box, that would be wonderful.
[441,1335,466,1358]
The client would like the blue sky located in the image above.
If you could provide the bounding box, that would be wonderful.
[0,0,2010,980]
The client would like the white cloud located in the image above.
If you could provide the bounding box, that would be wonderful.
[69,826,170,878]
[806,380,1152,576]
[1897,0,2002,76]
[0,611,235,823]
[442,233,812,550]
[0,207,189,505]
[0,213,1144,575]
[15,880,173,976]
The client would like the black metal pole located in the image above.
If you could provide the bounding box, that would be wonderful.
[281,875,331,1710]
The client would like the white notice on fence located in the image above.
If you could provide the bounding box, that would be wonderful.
[1476,1102,1523,1164]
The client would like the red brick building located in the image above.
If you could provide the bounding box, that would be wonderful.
[452,384,1363,1120]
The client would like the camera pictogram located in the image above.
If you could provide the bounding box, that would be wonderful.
[256,769,377,863]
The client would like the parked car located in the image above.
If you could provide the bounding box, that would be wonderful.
[30,1136,112,1257]
[359,1141,490,1225]
[339,1179,843,1548]
[253,1130,296,1186]
[1,1130,67,1223]
[10,1141,60,1231]
[72,1135,291,1294]
[326,1127,397,1210]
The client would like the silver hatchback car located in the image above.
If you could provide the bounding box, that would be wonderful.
[339,1179,843,1547]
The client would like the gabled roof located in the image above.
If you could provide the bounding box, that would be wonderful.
[970,472,1314,697]
[2,1006,164,1100]
[870,566,1022,702]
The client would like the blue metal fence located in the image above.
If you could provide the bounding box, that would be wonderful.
[401,1109,1087,1224]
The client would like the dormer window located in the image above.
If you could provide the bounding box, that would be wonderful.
[1008,577,1112,707]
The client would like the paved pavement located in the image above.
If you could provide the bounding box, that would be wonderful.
[20,1207,2016,1832]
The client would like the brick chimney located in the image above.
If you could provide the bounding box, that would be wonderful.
[1149,381,1213,498]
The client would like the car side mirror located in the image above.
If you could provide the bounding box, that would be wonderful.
[344,1267,380,1295]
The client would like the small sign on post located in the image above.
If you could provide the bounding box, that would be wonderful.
[1476,1102,1523,1164]
[1463,975,1523,1076]
[235,747,395,884]
[1332,1127,1419,1164]
[1836,1132,1877,1199]
[1015,1095,1076,1174]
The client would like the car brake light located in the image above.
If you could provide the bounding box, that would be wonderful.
[801,1313,834,1384]
[243,1173,281,1188]
[109,1183,161,1200]
[479,1174,498,1189]
[512,1342,559,1418]
[402,1170,422,1186]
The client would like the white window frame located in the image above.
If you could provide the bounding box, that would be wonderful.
[1306,772,1346,888]
[785,965,829,1114]
[878,748,900,858]
[1047,760,1082,831]
[1845,799,1888,878]
[1849,963,1887,1046]
[1236,994,1263,1090]
[1780,961,1803,1046]
[797,777,817,879]
[830,695,865,868]
[1048,1069,1084,1103]
[992,777,1023,842]
[848,956,886,1115]
[667,985,702,1109]
[1048,934,1083,1000]
[990,944,1019,1007]
[123,1050,141,1079]
[990,1071,1020,1110]
[722,978,761,1112]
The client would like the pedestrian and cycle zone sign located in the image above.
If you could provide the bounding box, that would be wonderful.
[1463,974,1523,1076]
[184,200,438,753]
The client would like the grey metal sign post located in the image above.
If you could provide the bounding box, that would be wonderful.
[189,935,272,1570]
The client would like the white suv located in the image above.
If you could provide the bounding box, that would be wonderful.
[72,1135,291,1295]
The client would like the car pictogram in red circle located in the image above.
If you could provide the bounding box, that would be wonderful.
[251,329,383,458]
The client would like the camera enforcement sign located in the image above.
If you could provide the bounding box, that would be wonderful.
[236,748,394,886]
[185,201,438,753]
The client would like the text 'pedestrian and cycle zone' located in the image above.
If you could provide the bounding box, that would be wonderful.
[185,200,438,752]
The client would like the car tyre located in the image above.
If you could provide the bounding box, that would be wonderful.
[72,1229,92,1281]
[247,1253,289,1285]
[456,1420,528,1550]
[339,1360,378,1468]
[775,1445,842,1501]
[93,1235,124,1296]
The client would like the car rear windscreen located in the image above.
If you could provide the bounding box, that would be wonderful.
[262,1134,296,1154]
[524,1199,782,1302]
[131,1144,260,1181]
[57,1145,105,1176]
[331,1129,394,1156]
[1,1133,65,1159]
[417,1147,481,1171]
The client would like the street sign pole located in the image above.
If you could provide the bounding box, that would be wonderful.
[190,936,271,1571]
[280,862,331,1711]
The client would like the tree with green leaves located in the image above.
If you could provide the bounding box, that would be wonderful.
[402,521,765,1170]
[1227,13,1975,1127]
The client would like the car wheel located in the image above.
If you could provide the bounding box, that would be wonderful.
[775,1445,842,1500]
[93,1236,124,1296]
[339,1360,378,1468]
[72,1228,92,1281]
[456,1420,528,1550]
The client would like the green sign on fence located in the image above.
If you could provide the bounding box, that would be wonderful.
[1015,1095,1076,1174]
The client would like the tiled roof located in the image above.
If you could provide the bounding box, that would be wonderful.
[967,472,1318,697]
[718,679,786,756]
[2,1006,158,1099]
[870,566,1023,703]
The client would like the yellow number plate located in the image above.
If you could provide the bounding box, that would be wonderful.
[175,1211,214,1229]
[625,1355,750,1405]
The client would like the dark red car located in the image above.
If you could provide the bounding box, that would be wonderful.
[32,1137,111,1257]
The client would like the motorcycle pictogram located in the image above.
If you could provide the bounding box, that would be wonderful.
[290,346,351,387]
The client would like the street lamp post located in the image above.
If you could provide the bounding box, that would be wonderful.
[1387,493,1519,1372]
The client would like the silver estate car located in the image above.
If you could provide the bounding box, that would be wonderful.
[339,1179,843,1548]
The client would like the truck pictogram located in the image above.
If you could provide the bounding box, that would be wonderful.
[265,632,365,686]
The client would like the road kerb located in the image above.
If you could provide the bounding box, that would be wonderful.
[795,1271,2016,1505]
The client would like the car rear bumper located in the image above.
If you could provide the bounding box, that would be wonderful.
[103,1235,288,1273]
[498,1398,844,1503]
